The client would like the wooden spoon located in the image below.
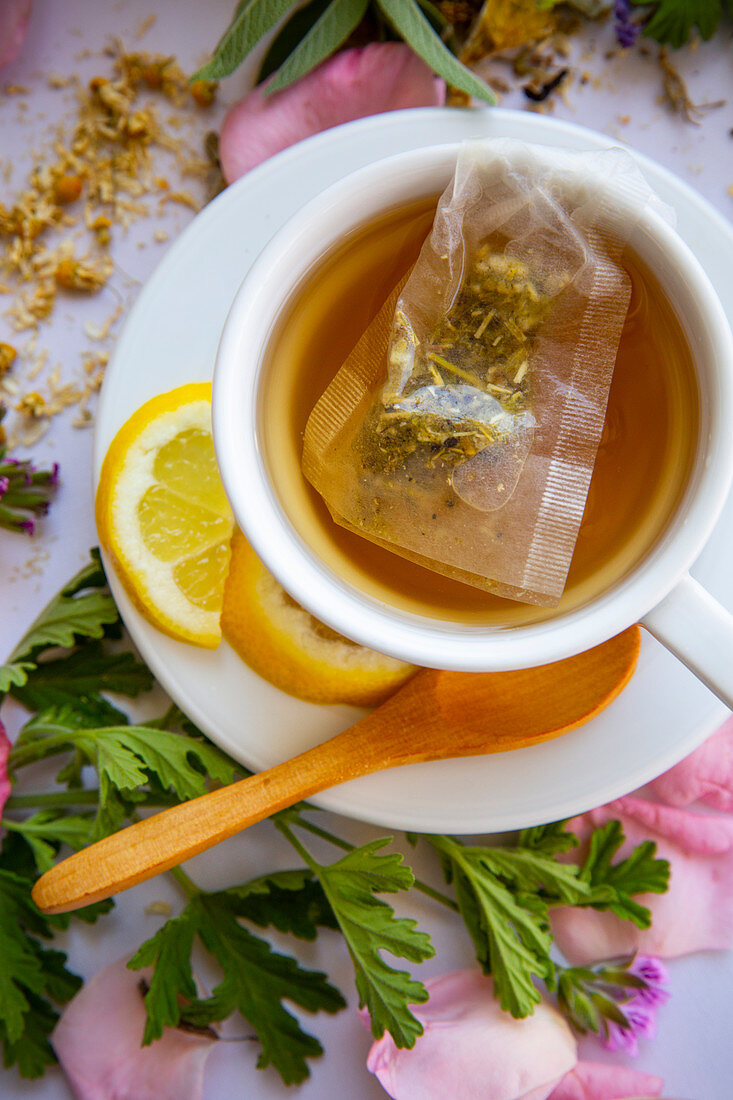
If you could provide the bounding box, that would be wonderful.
[32,626,640,914]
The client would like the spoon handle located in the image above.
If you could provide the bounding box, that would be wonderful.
[31,724,372,915]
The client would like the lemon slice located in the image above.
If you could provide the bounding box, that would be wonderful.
[221,530,417,706]
[96,383,233,648]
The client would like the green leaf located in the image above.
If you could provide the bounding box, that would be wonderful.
[196,892,344,1083]
[0,992,59,1079]
[302,838,433,1048]
[478,848,589,906]
[81,725,237,803]
[193,0,300,81]
[375,0,496,103]
[580,820,670,928]
[258,0,333,81]
[15,707,93,746]
[0,661,35,693]
[58,547,108,597]
[9,714,237,839]
[85,724,235,838]
[0,885,45,1043]
[30,944,82,1005]
[0,830,40,881]
[64,897,115,925]
[6,550,116,666]
[428,835,580,1017]
[606,839,670,898]
[133,891,345,1085]
[91,787,144,841]
[2,812,94,874]
[265,0,369,93]
[518,820,579,857]
[8,591,118,662]
[33,693,126,729]
[0,869,81,1077]
[11,644,154,722]
[632,0,725,48]
[223,869,339,939]
[128,912,198,1044]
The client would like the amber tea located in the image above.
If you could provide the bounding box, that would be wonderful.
[260,199,699,627]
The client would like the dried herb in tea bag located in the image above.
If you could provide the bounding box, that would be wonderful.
[367,245,560,510]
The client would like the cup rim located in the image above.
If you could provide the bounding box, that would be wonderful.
[213,140,733,670]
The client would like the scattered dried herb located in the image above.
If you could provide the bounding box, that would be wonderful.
[523,66,569,101]
[657,45,725,123]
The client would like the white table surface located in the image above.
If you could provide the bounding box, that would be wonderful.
[1,2,732,1098]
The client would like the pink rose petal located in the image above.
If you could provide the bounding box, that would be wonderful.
[219,43,445,183]
[52,959,217,1100]
[0,718,10,819]
[549,1061,664,1099]
[0,0,32,69]
[650,716,733,811]
[551,796,733,963]
[362,969,577,1100]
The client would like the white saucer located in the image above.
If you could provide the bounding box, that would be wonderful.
[94,107,733,834]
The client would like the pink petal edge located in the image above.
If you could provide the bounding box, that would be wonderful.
[0,718,11,820]
[362,969,577,1100]
[549,1060,664,1100]
[650,716,733,811]
[52,959,217,1100]
[551,796,733,962]
[0,0,32,69]
[219,43,445,183]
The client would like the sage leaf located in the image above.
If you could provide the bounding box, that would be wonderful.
[258,0,333,82]
[265,0,370,94]
[375,0,496,103]
[193,0,300,81]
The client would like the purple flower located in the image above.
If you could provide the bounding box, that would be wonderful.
[49,461,60,487]
[603,999,656,1057]
[0,475,8,499]
[629,954,670,1007]
[20,518,35,535]
[614,0,641,47]
[601,955,669,1057]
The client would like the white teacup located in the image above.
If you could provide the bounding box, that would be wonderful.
[213,142,733,708]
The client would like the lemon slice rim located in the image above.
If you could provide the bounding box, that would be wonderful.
[95,382,233,649]
[221,529,417,706]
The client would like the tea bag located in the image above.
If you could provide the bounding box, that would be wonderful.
[303,141,668,606]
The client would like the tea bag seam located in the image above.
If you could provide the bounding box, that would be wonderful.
[521,225,631,597]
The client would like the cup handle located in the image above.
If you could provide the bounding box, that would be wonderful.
[642,574,733,710]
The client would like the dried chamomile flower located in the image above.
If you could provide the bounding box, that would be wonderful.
[371,245,553,469]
